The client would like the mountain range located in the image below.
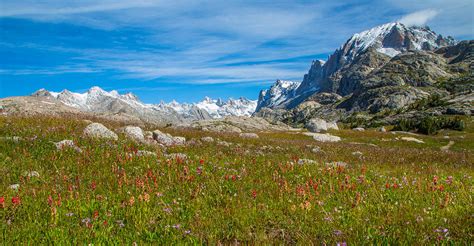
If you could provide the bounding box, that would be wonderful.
[29,86,256,124]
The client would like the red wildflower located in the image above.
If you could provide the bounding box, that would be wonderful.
[11,196,21,206]
[199,159,204,165]
[93,210,99,219]
[47,195,53,207]
[0,196,4,208]
[438,185,445,192]
[91,181,97,191]
[251,189,257,199]
[56,193,62,207]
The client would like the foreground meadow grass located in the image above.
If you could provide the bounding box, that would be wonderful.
[0,116,473,244]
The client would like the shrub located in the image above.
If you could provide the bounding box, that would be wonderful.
[407,94,449,111]
[394,116,465,135]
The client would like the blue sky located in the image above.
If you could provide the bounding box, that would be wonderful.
[0,0,473,103]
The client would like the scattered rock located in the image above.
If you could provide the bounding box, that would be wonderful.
[401,137,425,144]
[305,133,341,142]
[144,131,153,140]
[83,123,118,140]
[379,126,387,132]
[352,151,363,157]
[201,136,215,143]
[298,159,318,165]
[9,184,20,190]
[23,171,40,178]
[129,150,157,157]
[123,126,145,142]
[239,133,259,139]
[165,153,187,160]
[310,146,322,153]
[217,140,232,147]
[327,161,348,168]
[54,140,82,153]
[152,130,185,146]
[185,139,201,146]
[173,136,186,145]
[0,136,23,142]
[440,141,455,151]
[353,127,365,132]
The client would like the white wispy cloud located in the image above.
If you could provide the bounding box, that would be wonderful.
[0,0,162,17]
[399,9,438,26]
[1,0,472,88]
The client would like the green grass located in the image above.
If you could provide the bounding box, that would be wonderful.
[0,116,473,244]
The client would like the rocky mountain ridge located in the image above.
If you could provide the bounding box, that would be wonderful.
[255,22,472,128]
[257,22,458,111]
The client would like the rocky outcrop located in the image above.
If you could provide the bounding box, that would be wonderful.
[303,132,342,142]
[190,116,294,133]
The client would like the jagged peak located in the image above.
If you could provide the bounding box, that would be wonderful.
[31,88,52,97]
[341,21,456,59]
[123,92,139,101]
[88,86,106,94]
[273,79,300,89]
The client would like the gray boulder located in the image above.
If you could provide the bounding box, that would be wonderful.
[239,133,259,139]
[165,153,188,160]
[83,123,118,140]
[54,139,82,153]
[306,118,328,133]
[152,130,185,146]
[201,136,215,143]
[123,126,145,142]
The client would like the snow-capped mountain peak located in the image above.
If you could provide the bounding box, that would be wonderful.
[32,86,257,120]
[344,22,456,59]
[194,96,257,118]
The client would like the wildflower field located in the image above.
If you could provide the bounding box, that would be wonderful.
[0,116,473,244]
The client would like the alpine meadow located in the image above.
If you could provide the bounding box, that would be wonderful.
[0,0,473,244]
